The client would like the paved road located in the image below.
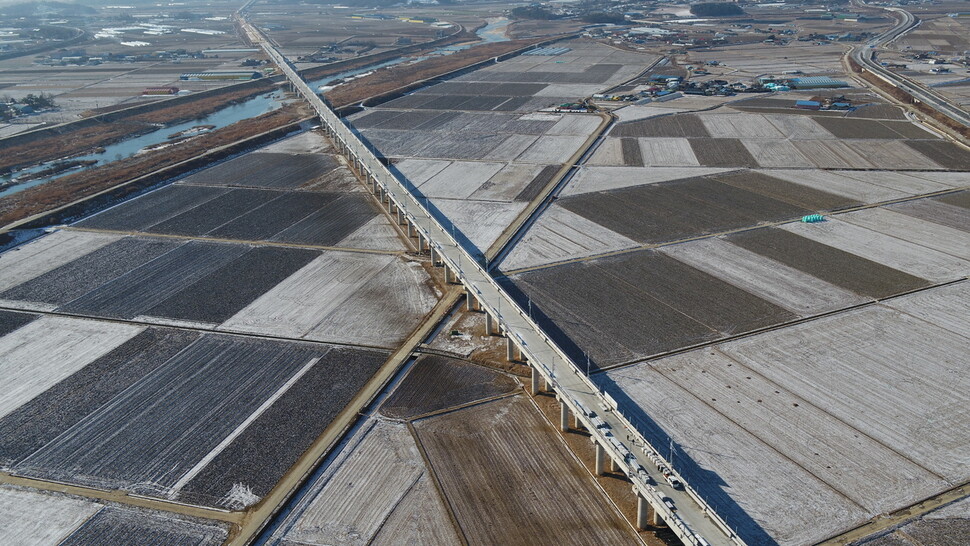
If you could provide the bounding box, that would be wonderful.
[850,5,970,128]
[244,18,744,546]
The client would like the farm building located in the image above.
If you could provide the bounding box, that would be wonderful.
[142,86,179,95]
[788,76,849,89]
[179,71,261,81]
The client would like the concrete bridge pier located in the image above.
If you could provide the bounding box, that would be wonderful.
[485,313,498,336]
[465,291,480,312]
[444,267,456,284]
[531,366,540,394]
[610,458,621,473]
[636,494,649,530]
[406,221,415,238]
[506,336,523,362]
[595,442,607,476]
[559,399,570,432]
[395,208,404,225]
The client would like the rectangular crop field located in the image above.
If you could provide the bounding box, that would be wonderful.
[660,237,867,316]
[781,218,969,283]
[0,328,199,467]
[412,396,637,545]
[718,303,970,481]
[1,238,179,309]
[142,246,320,325]
[15,335,325,496]
[711,170,860,211]
[610,114,710,138]
[688,138,758,168]
[220,252,435,348]
[270,419,456,546]
[61,507,227,546]
[76,186,228,232]
[177,152,341,190]
[0,486,101,546]
[270,194,384,247]
[741,139,813,168]
[638,138,700,166]
[889,198,970,232]
[0,231,120,293]
[0,316,143,422]
[380,356,518,419]
[505,248,797,367]
[59,241,248,319]
[727,227,931,298]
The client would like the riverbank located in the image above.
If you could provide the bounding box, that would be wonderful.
[0,103,309,229]
[0,80,276,176]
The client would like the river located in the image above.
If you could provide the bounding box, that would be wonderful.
[0,18,511,199]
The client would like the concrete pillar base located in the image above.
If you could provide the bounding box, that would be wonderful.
[636,494,649,530]
[444,267,455,284]
[531,366,540,395]
[610,459,621,473]
[595,443,606,476]
[506,337,516,362]
[485,313,497,336]
[560,401,570,432]
[407,222,415,238]
[652,506,664,527]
